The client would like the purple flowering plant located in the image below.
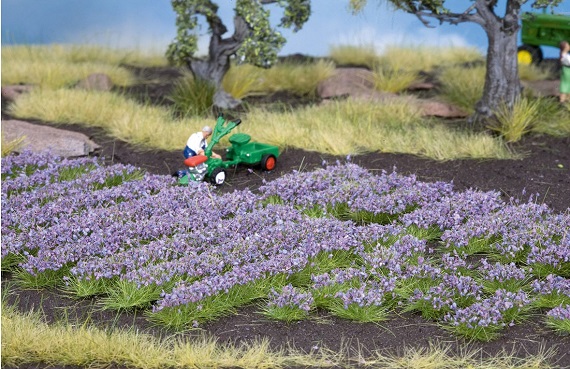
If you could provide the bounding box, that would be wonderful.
[328,281,392,322]
[2,153,569,338]
[149,277,279,329]
[545,304,570,335]
[443,289,533,341]
[405,273,483,320]
[262,284,314,322]
[310,267,366,308]
[477,259,530,293]
[531,274,570,308]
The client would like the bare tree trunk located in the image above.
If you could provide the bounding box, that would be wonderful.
[187,17,250,109]
[472,0,522,126]
[189,59,240,109]
[475,29,521,119]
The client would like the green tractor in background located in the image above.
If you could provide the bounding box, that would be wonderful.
[518,11,570,65]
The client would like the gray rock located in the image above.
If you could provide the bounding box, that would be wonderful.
[418,100,468,118]
[317,67,467,118]
[1,85,34,103]
[2,119,100,157]
[317,68,377,99]
[407,81,437,91]
[522,79,559,97]
[76,73,114,91]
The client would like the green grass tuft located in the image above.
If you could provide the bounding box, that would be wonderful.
[329,44,380,69]
[328,300,390,323]
[439,65,485,114]
[63,276,111,299]
[14,267,70,290]
[373,67,420,93]
[99,280,166,311]
[545,314,570,335]
[168,73,216,118]
[261,304,311,323]
[488,97,541,143]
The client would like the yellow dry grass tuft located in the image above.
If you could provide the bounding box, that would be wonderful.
[1,134,26,157]
[242,100,515,160]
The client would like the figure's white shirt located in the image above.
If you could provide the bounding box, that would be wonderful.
[561,53,570,67]
[186,131,207,152]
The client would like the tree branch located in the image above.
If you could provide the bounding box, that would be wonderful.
[413,8,485,28]
[208,16,249,61]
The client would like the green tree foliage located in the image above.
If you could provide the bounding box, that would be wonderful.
[350,0,563,124]
[167,0,311,109]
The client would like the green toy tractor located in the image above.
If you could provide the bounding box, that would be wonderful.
[518,11,570,65]
[178,114,279,186]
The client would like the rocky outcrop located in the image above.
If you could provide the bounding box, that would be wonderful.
[1,85,34,103]
[418,100,469,118]
[317,68,468,118]
[2,119,100,157]
[317,68,377,98]
[522,79,560,98]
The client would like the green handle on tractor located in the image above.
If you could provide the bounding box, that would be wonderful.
[204,114,241,158]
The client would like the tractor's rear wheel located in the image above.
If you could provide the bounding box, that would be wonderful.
[260,154,277,171]
[517,45,542,65]
[209,168,226,185]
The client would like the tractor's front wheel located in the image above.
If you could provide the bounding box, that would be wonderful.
[260,154,277,171]
[209,168,226,185]
[517,45,542,65]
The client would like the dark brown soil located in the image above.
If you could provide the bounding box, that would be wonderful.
[2,63,570,369]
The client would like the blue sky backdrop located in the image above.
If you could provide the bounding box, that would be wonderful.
[2,0,570,58]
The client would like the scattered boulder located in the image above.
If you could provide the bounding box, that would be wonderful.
[76,73,114,91]
[407,81,437,91]
[317,67,467,118]
[522,79,560,98]
[418,100,469,118]
[317,68,376,99]
[1,85,34,103]
[2,119,100,157]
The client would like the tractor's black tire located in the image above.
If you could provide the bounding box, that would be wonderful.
[260,154,277,171]
[209,168,226,186]
[517,45,543,65]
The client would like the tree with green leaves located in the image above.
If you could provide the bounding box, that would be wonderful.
[167,0,311,109]
[350,0,563,123]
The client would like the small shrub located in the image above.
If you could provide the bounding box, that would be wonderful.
[261,285,314,323]
[148,281,269,330]
[63,276,110,299]
[329,44,379,69]
[372,67,420,94]
[545,305,570,335]
[14,268,70,289]
[262,60,336,97]
[531,97,570,137]
[99,280,165,311]
[222,64,266,99]
[1,253,26,272]
[488,97,540,143]
[328,300,389,323]
[439,65,485,113]
[168,73,215,117]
